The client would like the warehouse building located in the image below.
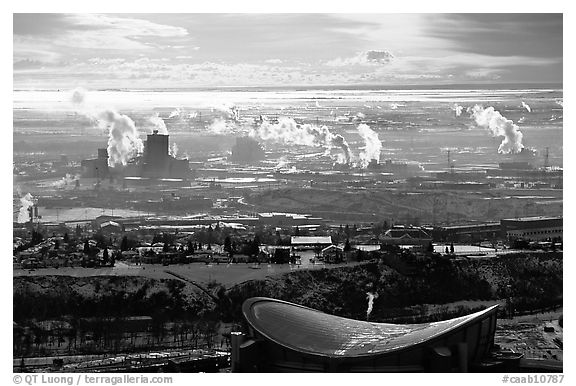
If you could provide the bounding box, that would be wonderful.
[501,216,562,241]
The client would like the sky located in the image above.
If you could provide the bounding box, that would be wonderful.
[13,13,563,89]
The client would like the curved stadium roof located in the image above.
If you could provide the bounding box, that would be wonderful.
[243,297,498,358]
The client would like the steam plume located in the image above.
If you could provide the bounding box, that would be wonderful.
[51,173,79,188]
[149,113,169,135]
[170,142,179,158]
[97,110,144,167]
[250,117,351,164]
[168,108,181,119]
[208,118,237,135]
[366,291,379,319]
[469,105,524,154]
[452,103,464,117]
[521,101,532,113]
[357,124,382,167]
[18,193,34,223]
[71,87,87,105]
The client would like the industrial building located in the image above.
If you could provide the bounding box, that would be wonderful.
[433,223,502,243]
[501,216,563,241]
[231,297,500,372]
[81,148,109,178]
[128,131,190,179]
[81,132,191,180]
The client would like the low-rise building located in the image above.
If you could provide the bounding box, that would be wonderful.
[381,226,432,246]
[501,216,562,241]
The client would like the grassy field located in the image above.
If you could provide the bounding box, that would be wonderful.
[13,255,362,288]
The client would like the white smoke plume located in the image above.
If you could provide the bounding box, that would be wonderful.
[168,108,181,119]
[556,100,563,107]
[366,291,379,319]
[390,103,402,110]
[97,110,144,167]
[273,157,289,171]
[18,193,34,223]
[357,124,382,167]
[521,101,532,113]
[170,142,179,158]
[452,103,464,117]
[250,117,351,164]
[208,117,237,135]
[211,103,240,121]
[469,105,524,154]
[187,111,198,119]
[518,117,526,124]
[51,173,79,188]
[71,87,87,105]
[149,113,169,135]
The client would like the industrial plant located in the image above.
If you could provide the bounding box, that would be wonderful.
[81,131,191,180]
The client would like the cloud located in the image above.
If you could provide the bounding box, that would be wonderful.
[14,13,189,65]
[326,50,394,66]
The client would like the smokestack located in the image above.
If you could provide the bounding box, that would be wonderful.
[469,105,524,154]
[357,124,382,168]
[366,292,379,320]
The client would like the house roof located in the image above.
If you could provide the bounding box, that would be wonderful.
[384,227,431,239]
[100,221,121,228]
[321,245,343,253]
[291,236,332,245]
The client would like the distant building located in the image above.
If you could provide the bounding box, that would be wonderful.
[81,132,191,180]
[137,131,190,179]
[433,223,502,243]
[99,220,123,235]
[321,245,344,263]
[501,216,562,241]
[381,226,432,246]
[232,297,499,372]
[291,236,332,249]
[81,148,109,178]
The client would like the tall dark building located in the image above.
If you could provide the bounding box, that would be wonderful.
[81,148,109,178]
[81,132,190,179]
[136,131,190,179]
